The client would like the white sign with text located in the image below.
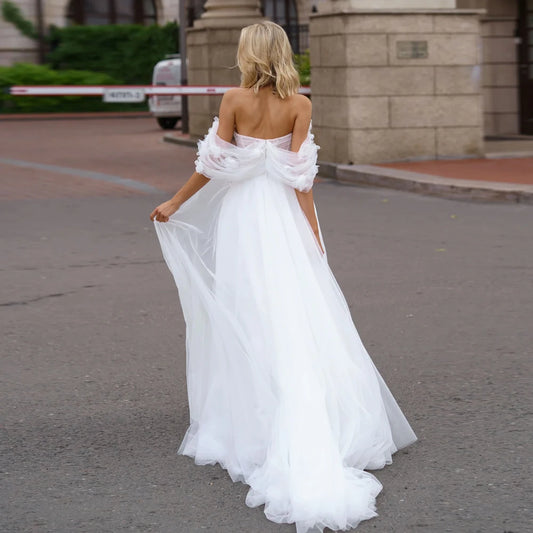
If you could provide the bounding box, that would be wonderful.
[103,88,145,103]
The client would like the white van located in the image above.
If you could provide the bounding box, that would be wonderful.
[149,54,182,130]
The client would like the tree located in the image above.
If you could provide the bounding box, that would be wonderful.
[1,0,38,40]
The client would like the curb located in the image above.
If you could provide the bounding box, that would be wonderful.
[319,162,533,205]
[162,134,533,205]
[163,133,198,148]
[485,150,533,159]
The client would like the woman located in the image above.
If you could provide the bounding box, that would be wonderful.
[151,21,417,533]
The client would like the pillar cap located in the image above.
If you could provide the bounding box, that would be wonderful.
[317,0,457,11]
[312,9,487,17]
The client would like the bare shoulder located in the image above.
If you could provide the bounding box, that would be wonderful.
[289,94,312,125]
[222,87,248,103]
[224,87,246,98]
[218,89,242,140]
[291,94,312,113]
[294,93,312,107]
[219,88,241,108]
[219,88,243,121]
[290,95,312,150]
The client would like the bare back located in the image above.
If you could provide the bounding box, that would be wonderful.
[217,87,312,152]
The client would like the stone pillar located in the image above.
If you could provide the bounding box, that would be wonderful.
[310,0,486,164]
[187,0,264,137]
[474,0,520,136]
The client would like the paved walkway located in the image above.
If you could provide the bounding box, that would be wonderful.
[1,111,151,121]
[379,157,533,186]
[0,117,191,200]
[2,114,531,204]
[378,137,533,188]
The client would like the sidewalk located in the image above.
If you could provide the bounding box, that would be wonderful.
[166,132,533,204]
[0,111,151,121]
[334,138,533,203]
[9,110,526,204]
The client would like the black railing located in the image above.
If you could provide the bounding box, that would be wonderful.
[284,24,309,54]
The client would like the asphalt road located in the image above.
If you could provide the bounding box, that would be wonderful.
[1,118,531,533]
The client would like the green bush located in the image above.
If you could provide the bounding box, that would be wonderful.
[47,23,179,85]
[294,51,310,86]
[0,63,142,113]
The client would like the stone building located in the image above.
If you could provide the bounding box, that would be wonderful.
[459,0,529,137]
[0,1,310,65]
[0,1,180,65]
[307,0,531,164]
[184,0,530,160]
[184,0,312,52]
[1,0,531,161]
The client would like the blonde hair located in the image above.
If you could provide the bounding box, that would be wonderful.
[237,21,300,99]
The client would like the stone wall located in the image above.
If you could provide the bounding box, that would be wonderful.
[296,0,311,24]
[457,0,520,136]
[159,0,180,23]
[310,11,484,164]
[481,0,519,136]
[319,0,457,10]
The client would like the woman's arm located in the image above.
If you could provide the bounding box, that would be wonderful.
[291,97,324,253]
[150,91,237,222]
[296,189,324,254]
[290,95,312,153]
[150,171,210,222]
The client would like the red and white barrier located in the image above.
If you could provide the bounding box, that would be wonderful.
[8,85,311,97]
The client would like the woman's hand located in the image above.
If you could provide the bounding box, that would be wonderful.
[150,199,180,223]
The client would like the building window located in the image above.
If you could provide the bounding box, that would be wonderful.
[67,0,157,25]
[262,0,297,26]
[262,0,308,53]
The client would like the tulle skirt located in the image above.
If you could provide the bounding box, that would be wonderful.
[154,173,417,532]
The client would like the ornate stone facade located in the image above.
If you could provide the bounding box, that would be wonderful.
[0,0,180,66]
[310,1,487,163]
[2,0,527,154]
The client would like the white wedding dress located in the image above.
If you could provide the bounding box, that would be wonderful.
[154,118,417,532]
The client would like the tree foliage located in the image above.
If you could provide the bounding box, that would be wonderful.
[1,0,38,40]
[294,51,310,86]
[47,23,179,85]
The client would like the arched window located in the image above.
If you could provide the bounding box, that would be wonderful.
[67,0,157,26]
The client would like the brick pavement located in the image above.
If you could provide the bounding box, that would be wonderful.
[2,116,532,204]
[0,117,193,200]
[0,162,140,200]
[379,157,533,186]
[1,111,151,121]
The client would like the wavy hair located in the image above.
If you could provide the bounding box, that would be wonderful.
[237,21,300,99]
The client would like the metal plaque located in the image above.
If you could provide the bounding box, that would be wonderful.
[396,41,428,59]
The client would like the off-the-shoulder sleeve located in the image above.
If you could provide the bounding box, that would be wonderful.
[267,130,319,193]
[195,117,262,182]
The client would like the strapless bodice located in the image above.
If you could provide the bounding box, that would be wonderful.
[234,131,293,151]
[194,117,319,193]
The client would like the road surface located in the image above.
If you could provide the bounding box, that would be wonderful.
[1,117,531,533]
